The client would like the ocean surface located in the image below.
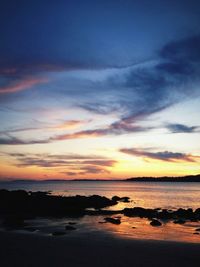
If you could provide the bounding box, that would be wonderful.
[1,180,200,210]
[1,181,200,243]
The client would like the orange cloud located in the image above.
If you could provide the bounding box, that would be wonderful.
[53,120,88,130]
[0,77,48,94]
[50,129,105,141]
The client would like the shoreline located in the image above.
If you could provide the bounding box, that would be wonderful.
[0,189,200,244]
[0,230,200,267]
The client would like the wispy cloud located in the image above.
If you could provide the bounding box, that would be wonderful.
[0,120,87,135]
[166,123,199,133]
[0,77,48,94]
[50,115,152,142]
[7,153,117,176]
[120,148,199,163]
[0,136,49,145]
[80,35,200,124]
[0,116,151,145]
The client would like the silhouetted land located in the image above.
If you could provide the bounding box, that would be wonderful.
[1,173,199,183]
[126,174,200,182]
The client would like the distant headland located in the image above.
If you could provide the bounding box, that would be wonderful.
[126,174,200,182]
[1,174,200,183]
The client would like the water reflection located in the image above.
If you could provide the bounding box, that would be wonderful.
[2,181,200,210]
[22,215,200,243]
[93,215,200,243]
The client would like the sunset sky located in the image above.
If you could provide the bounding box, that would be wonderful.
[0,0,200,180]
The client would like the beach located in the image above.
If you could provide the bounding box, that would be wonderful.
[0,187,200,266]
[0,230,200,267]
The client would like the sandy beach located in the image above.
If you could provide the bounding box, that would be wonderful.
[0,230,200,267]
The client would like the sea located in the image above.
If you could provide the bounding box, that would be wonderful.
[1,181,200,243]
[1,180,200,210]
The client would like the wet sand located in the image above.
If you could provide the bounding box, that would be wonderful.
[0,231,200,267]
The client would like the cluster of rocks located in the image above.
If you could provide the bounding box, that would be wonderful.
[0,189,199,233]
[0,189,121,219]
[123,207,200,222]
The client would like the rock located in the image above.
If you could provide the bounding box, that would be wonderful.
[104,217,121,225]
[123,207,156,218]
[193,232,199,235]
[174,208,194,219]
[173,219,186,224]
[150,219,162,226]
[112,196,121,202]
[195,228,200,232]
[112,196,130,203]
[52,231,66,236]
[120,197,130,203]
[68,222,77,225]
[190,218,198,222]
[157,209,172,220]
[65,225,76,231]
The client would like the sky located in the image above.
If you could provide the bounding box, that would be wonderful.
[0,0,200,180]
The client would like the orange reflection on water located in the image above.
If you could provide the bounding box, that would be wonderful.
[95,215,200,243]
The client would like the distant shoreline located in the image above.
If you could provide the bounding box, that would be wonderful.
[0,174,200,183]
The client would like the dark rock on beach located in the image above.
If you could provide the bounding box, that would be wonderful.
[0,189,118,219]
[104,217,121,225]
[150,219,162,226]
[173,219,186,224]
[123,207,156,218]
[112,196,130,203]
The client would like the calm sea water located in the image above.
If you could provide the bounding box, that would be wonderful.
[1,181,200,242]
[1,181,200,210]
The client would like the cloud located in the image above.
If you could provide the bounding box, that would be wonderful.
[62,165,112,176]
[160,35,200,63]
[76,165,110,175]
[1,34,200,147]
[0,120,87,135]
[50,115,152,142]
[0,136,49,145]
[120,148,199,163]
[166,123,199,133]
[0,77,48,94]
[7,153,117,176]
[8,152,116,167]
[80,35,200,124]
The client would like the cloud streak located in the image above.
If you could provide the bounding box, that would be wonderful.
[7,153,117,176]
[120,148,199,163]
[166,123,199,133]
[0,120,87,135]
[0,77,48,94]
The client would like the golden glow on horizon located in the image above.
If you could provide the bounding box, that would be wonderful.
[1,152,200,180]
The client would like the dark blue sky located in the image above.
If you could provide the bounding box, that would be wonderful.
[1,0,200,69]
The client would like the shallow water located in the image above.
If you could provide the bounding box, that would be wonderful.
[10,215,200,244]
[1,181,200,210]
[1,181,200,243]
